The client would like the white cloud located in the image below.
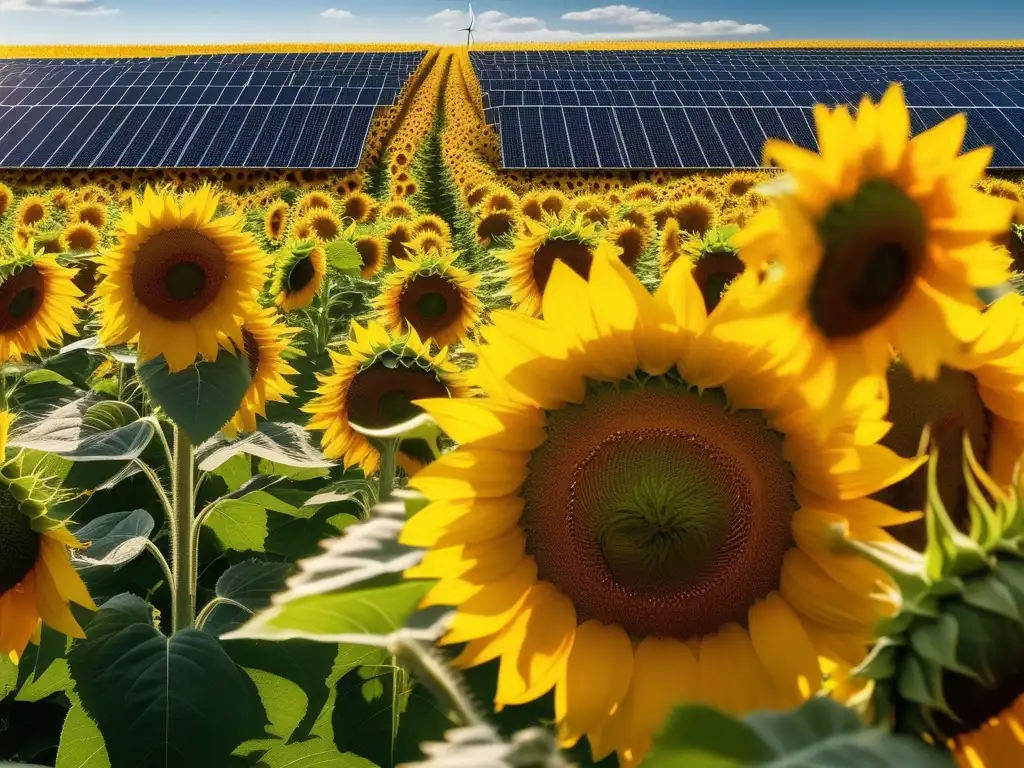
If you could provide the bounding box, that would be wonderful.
[0,0,118,13]
[425,5,767,41]
[320,8,352,19]
[562,5,671,26]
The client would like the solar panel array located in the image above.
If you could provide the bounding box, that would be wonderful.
[470,48,1024,170]
[0,51,425,169]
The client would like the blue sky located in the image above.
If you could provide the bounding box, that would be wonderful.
[0,1,1019,45]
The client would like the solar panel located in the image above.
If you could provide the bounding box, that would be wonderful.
[470,48,1024,170]
[0,51,425,169]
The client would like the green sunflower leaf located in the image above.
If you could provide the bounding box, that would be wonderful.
[71,509,155,568]
[203,498,270,553]
[325,238,363,275]
[55,699,110,768]
[196,421,333,472]
[10,397,155,463]
[67,593,269,768]
[200,559,294,636]
[642,697,955,767]
[138,349,252,446]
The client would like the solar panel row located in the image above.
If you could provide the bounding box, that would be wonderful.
[0,51,425,169]
[493,104,1024,170]
[470,48,1024,170]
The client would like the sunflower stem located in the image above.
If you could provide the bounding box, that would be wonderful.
[377,438,399,504]
[169,424,197,633]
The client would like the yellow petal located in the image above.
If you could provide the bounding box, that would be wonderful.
[399,496,525,548]
[442,556,539,646]
[748,591,821,706]
[415,398,546,451]
[409,448,528,499]
[555,621,634,748]
[626,636,699,762]
[792,444,927,500]
[405,525,527,582]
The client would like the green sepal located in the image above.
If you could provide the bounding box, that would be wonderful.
[853,637,901,681]
[945,600,1004,686]
[994,560,1024,614]
[924,450,991,581]
[896,655,955,719]
[908,614,983,683]
[962,571,1022,622]
[962,437,1004,550]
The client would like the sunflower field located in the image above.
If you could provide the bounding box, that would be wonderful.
[2,42,1024,768]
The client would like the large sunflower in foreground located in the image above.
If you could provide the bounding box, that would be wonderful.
[270,239,327,311]
[0,412,95,664]
[220,306,299,436]
[876,290,1024,548]
[401,246,924,767]
[372,250,482,349]
[728,83,1017,429]
[499,213,602,316]
[305,321,470,476]
[0,246,84,364]
[95,186,272,373]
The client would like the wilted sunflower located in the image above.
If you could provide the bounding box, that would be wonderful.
[305,321,470,475]
[16,196,48,229]
[0,412,95,664]
[0,183,12,218]
[220,306,299,435]
[270,239,327,311]
[71,202,107,231]
[373,250,482,348]
[876,290,1024,548]
[402,248,922,767]
[263,200,289,242]
[0,246,84,363]
[727,83,1017,430]
[500,213,602,316]
[60,221,100,253]
[95,185,272,373]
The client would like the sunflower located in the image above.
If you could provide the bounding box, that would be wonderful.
[296,190,334,216]
[12,227,32,252]
[680,226,745,314]
[0,183,12,218]
[620,207,652,231]
[721,171,763,199]
[411,214,452,244]
[401,248,923,767]
[343,192,376,223]
[499,213,603,317]
[482,189,520,217]
[305,321,470,476]
[95,185,272,373]
[381,200,414,220]
[519,192,546,222]
[34,230,63,255]
[409,231,446,257]
[607,220,649,271]
[728,83,1016,430]
[875,290,1024,548]
[477,210,518,248]
[60,222,100,253]
[0,411,95,664]
[356,235,387,279]
[48,187,73,211]
[624,183,660,205]
[373,250,482,348]
[653,196,717,235]
[466,183,494,209]
[658,217,685,276]
[263,200,289,242]
[384,221,413,267]
[302,209,342,242]
[77,184,107,204]
[220,306,299,436]
[290,217,314,241]
[16,196,48,229]
[572,195,612,226]
[72,202,107,231]
[270,239,327,312]
[0,246,84,363]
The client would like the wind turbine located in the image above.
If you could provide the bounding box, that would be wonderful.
[459,3,476,47]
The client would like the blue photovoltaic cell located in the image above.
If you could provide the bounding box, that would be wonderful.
[470,48,1024,169]
[0,50,425,168]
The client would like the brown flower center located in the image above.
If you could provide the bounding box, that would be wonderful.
[0,486,40,595]
[131,229,227,321]
[531,239,593,294]
[0,266,45,332]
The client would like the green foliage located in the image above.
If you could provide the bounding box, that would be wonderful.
[67,594,269,768]
[641,698,955,767]
[138,349,252,445]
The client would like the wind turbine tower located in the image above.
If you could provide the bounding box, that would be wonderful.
[459,3,476,47]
